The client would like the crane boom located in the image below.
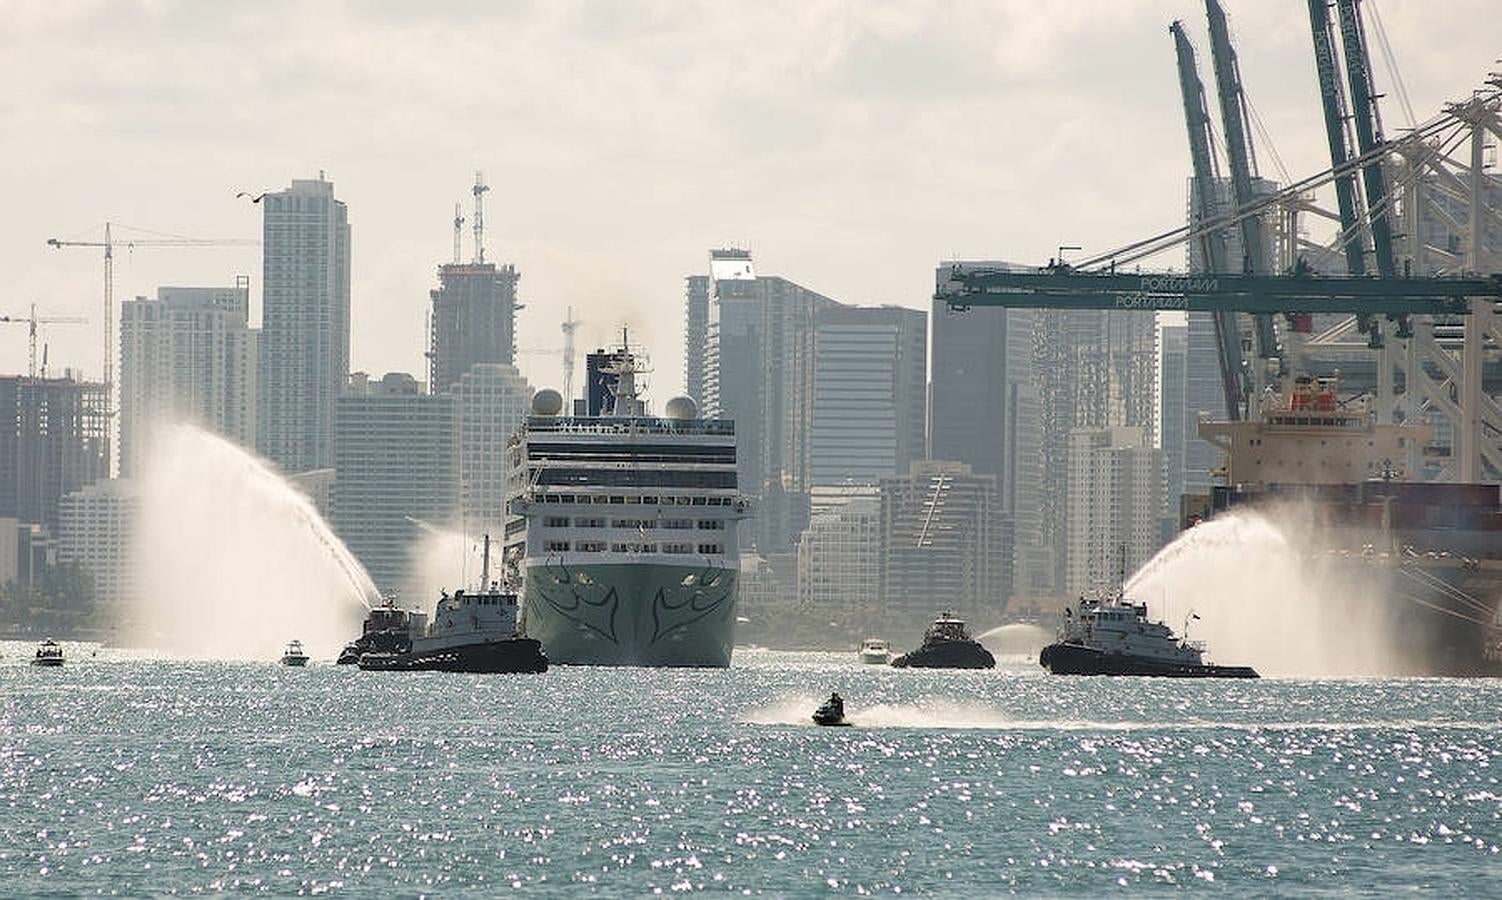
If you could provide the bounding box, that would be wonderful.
[937,263,1502,315]
[1333,0,1398,281]
[1172,20,1245,420]
[1204,0,1279,361]
[1309,0,1386,348]
[44,222,260,473]
[0,304,87,377]
[1307,3,1370,269]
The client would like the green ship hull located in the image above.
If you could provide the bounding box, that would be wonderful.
[521,560,739,667]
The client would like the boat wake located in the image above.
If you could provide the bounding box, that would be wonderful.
[739,696,1500,733]
[741,694,1013,729]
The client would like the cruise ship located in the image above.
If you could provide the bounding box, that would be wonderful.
[505,341,750,667]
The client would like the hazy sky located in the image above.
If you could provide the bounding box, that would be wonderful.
[3,0,1497,399]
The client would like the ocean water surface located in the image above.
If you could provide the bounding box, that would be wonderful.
[2,644,1500,895]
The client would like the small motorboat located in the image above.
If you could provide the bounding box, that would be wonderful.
[280,640,310,667]
[812,693,851,727]
[857,637,892,665]
[31,639,64,667]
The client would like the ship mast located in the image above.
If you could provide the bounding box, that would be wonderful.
[480,533,492,590]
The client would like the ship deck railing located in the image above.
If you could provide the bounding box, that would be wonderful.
[525,416,736,437]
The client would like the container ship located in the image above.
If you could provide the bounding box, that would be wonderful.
[1199,375,1502,675]
[505,339,750,667]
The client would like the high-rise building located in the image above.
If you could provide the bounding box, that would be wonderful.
[796,487,880,614]
[929,281,1046,595]
[258,175,351,473]
[1033,308,1157,590]
[57,478,139,604]
[0,375,109,531]
[683,275,710,406]
[428,262,519,393]
[452,363,532,534]
[810,305,926,486]
[331,372,456,594]
[1157,318,1189,536]
[930,270,1034,479]
[693,248,840,553]
[701,250,759,480]
[1065,426,1164,597]
[879,460,1004,620]
[119,281,258,474]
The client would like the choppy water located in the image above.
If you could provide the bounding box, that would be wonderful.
[3,643,1501,896]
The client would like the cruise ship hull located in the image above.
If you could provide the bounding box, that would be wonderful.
[522,560,738,667]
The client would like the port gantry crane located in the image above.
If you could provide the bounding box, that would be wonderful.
[1171,19,1242,420]
[1203,0,1279,370]
[937,0,1502,480]
[0,304,87,378]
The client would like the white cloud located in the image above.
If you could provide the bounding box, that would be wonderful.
[1,0,1497,396]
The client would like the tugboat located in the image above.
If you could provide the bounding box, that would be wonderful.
[337,597,414,664]
[31,639,64,667]
[280,640,310,667]
[812,692,851,726]
[890,612,995,669]
[857,637,892,665]
[1039,594,1259,678]
[354,536,548,674]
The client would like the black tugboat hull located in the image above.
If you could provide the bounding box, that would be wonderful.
[1039,642,1258,678]
[890,642,996,669]
[358,638,548,674]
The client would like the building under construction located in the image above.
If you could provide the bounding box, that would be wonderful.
[428,172,520,394]
[429,262,519,393]
[0,375,109,531]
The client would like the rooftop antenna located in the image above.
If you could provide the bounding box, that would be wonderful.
[472,170,490,264]
[451,202,465,265]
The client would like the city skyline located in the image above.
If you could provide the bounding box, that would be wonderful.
[4,2,1497,400]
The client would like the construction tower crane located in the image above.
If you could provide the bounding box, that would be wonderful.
[515,307,584,400]
[44,222,259,426]
[560,306,580,401]
[0,304,87,377]
[43,222,261,471]
[452,202,466,265]
[472,171,490,264]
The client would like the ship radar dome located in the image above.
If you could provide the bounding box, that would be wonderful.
[664,395,698,420]
[532,389,564,416]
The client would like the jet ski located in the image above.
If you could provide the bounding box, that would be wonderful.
[812,695,851,727]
